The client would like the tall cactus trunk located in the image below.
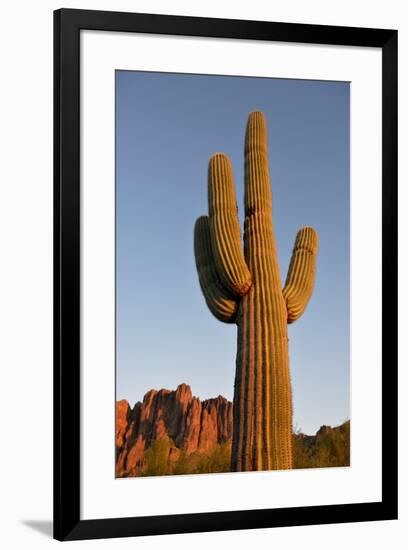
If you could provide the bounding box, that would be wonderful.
[232,115,292,471]
[194,111,318,472]
[233,221,292,470]
[233,290,291,471]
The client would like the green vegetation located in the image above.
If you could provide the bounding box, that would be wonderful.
[138,422,350,477]
[173,442,232,476]
[292,421,350,469]
[142,435,175,477]
[141,438,232,477]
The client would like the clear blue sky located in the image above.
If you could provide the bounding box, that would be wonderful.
[115,70,350,435]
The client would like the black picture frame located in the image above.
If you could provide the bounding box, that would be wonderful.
[54,8,398,541]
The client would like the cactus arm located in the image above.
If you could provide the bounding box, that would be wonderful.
[283,227,318,323]
[208,153,252,297]
[194,216,239,323]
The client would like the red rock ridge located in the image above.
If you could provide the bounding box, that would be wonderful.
[116,383,232,477]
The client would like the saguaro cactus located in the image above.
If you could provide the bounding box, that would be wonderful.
[194,112,318,471]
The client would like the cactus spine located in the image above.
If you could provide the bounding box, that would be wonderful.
[194,112,318,471]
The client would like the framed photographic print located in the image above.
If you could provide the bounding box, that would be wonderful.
[54,8,398,541]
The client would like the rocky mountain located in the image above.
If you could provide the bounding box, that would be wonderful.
[116,383,233,477]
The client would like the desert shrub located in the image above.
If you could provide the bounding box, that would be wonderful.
[293,421,350,469]
[142,435,175,477]
[192,442,231,474]
[172,442,231,475]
